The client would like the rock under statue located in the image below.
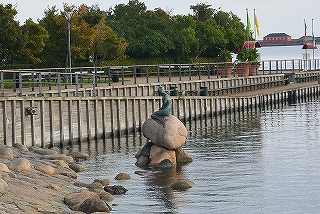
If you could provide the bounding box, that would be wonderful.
[136,86,192,169]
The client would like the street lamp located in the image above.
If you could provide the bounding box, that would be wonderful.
[65,11,72,73]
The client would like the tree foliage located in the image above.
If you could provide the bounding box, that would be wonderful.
[0,4,23,66]
[20,19,49,64]
[0,1,249,68]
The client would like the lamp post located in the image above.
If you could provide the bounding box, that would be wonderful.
[66,11,72,73]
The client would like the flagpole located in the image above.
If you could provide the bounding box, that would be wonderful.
[312,18,315,60]
[246,8,251,43]
[254,9,256,40]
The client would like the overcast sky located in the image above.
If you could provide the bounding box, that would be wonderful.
[4,0,319,39]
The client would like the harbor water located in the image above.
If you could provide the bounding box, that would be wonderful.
[75,45,320,213]
[77,102,320,213]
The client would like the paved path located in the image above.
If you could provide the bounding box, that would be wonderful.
[226,81,319,97]
[2,73,319,98]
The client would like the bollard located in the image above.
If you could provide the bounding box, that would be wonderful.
[112,72,119,82]
[170,87,179,96]
[200,86,208,96]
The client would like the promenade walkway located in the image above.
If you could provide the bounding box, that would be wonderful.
[2,73,319,98]
[226,80,319,97]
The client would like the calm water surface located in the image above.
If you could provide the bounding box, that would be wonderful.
[76,101,320,213]
[259,45,319,60]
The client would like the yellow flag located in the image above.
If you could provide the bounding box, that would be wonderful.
[254,11,260,37]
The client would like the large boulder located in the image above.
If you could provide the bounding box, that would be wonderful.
[64,189,100,210]
[175,147,193,164]
[0,163,9,172]
[6,158,31,172]
[77,198,110,213]
[170,180,195,191]
[149,145,176,166]
[142,115,188,150]
[0,146,14,159]
[34,163,56,175]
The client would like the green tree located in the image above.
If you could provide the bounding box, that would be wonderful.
[213,11,247,52]
[92,21,128,64]
[39,6,67,67]
[107,0,147,20]
[0,4,23,66]
[107,2,179,59]
[190,3,215,22]
[194,19,227,59]
[172,15,198,58]
[20,18,49,64]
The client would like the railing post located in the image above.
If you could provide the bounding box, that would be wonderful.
[1,70,3,96]
[157,65,160,82]
[79,68,84,88]
[146,65,149,83]
[18,71,22,96]
[121,66,125,85]
[31,70,35,91]
[133,66,137,84]
[269,60,271,74]
[169,64,172,82]
[75,73,79,97]
[58,73,61,96]
[38,72,43,96]
[92,67,97,96]
[108,67,111,86]
[48,70,52,90]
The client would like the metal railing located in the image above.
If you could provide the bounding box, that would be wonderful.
[1,59,320,97]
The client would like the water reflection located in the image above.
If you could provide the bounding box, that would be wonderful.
[74,109,266,213]
[75,102,320,213]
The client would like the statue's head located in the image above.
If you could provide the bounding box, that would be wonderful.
[158,86,165,94]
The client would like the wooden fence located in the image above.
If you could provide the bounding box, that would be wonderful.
[1,84,320,148]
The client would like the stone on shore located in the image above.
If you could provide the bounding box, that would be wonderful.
[114,173,131,180]
[142,115,188,150]
[94,178,110,186]
[6,158,31,172]
[69,163,86,172]
[41,154,69,161]
[51,159,70,168]
[87,182,103,190]
[77,198,110,213]
[34,163,56,175]
[0,178,8,196]
[101,192,115,202]
[64,189,100,210]
[0,146,14,159]
[68,151,90,161]
[60,169,78,179]
[104,185,128,195]
[170,180,195,191]
[12,143,28,152]
[0,163,9,172]
[32,147,58,155]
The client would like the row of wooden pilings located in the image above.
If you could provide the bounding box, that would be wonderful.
[1,73,320,148]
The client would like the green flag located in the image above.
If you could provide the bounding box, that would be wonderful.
[246,9,251,38]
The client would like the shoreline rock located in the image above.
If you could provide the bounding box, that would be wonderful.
[0,144,128,214]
